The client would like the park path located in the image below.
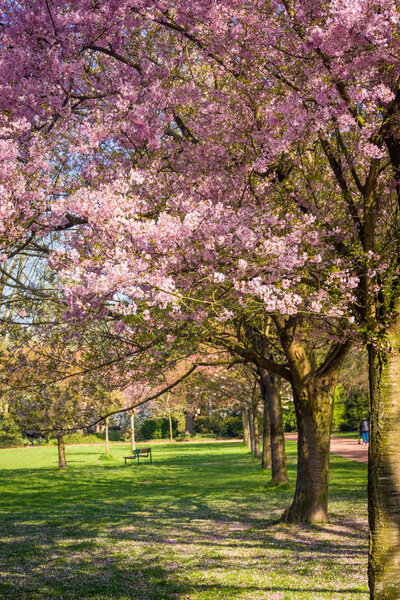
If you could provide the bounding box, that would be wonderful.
[285,433,368,463]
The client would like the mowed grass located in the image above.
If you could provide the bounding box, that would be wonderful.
[0,441,368,600]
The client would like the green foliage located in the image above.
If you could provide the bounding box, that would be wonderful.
[48,433,103,445]
[139,417,178,440]
[332,384,346,432]
[98,453,115,461]
[106,429,125,442]
[340,392,369,432]
[194,415,223,435]
[194,414,243,437]
[0,417,27,448]
[65,433,102,444]
[221,416,243,437]
[282,403,297,431]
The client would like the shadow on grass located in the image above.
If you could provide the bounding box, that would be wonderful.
[0,442,368,599]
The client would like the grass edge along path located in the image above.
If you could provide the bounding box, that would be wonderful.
[0,441,368,600]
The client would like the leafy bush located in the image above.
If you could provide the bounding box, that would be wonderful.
[194,415,223,435]
[221,416,243,437]
[106,429,125,442]
[48,433,103,445]
[0,417,27,448]
[98,454,115,461]
[0,433,26,448]
[194,414,243,438]
[339,392,369,432]
[282,403,297,432]
[139,417,178,440]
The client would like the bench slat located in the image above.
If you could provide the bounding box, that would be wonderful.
[124,448,152,465]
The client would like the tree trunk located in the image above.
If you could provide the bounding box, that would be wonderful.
[273,319,350,524]
[246,409,252,449]
[248,407,255,454]
[261,387,271,470]
[258,367,288,483]
[169,413,173,442]
[57,435,67,471]
[242,410,250,446]
[185,411,194,436]
[368,334,400,599]
[252,404,262,459]
[105,418,109,456]
[130,411,136,453]
[283,382,334,524]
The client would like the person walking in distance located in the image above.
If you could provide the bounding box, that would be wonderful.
[359,418,369,444]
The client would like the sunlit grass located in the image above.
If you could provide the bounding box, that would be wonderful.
[0,441,368,599]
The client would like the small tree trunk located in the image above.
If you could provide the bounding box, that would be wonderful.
[258,368,288,483]
[368,336,400,598]
[57,435,67,471]
[248,407,255,454]
[169,413,173,442]
[252,404,262,459]
[105,418,109,456]
[261,391,271,470]
[242,410,250,446]
[185,411,194,436]
[130,411,136,453]
[95,423,100,433]
[246,409,252,449]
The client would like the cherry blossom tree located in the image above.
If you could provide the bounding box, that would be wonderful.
[1,1,400,595]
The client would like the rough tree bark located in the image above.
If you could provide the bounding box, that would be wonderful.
[57,434,67,471]
[368,324,400,599]
[105,417,109,456]
[275,317,350,524]
[185,411,194,436]
[283,381,335,523]
[258,367,288,483]
[130,410,136,453]
[248,407,255,454]
[242,410,250,447]
[261,389,271,470]
[252,403,262,459]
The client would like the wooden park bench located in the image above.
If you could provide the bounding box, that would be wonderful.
[124,447,152,466]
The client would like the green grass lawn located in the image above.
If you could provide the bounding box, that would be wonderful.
[0,441,368,600]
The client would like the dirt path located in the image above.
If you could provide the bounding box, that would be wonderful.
[285,433,368,463]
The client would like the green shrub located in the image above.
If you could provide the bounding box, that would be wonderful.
[98,453,115,461]
[282,403,297,432]
[0,433,26,448]
[221,416,243,437]
[340,392,369,431]
[139,417,178,440]
[98,429,125,442]
[0,417,27,448]
[58,433,102,445]
[194,415,223,436]
[194,414,243,438]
